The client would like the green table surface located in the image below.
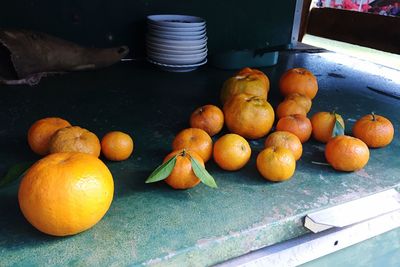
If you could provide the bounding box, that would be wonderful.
[1,51,399,266]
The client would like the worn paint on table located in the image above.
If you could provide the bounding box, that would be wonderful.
[0,51,399,266]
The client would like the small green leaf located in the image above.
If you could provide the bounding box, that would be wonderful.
[332,114,345,137]
[0,161,33,188]
[190,156,218,188]
[145,155,177,183]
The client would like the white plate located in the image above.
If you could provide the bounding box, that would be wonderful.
[148,23,206,32]
[146,40,207,51]
[146,49,207,59]
[146,34,207,46]
[147,58,207,72]
[148,27,206,36]
[146,46,207,55]
[147,31,207,41]
[147,15,205,28]
[148,53,207,65]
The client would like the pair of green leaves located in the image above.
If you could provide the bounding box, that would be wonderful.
[0,161,33,188]
[146,151,217,188]
[331,113,345,138]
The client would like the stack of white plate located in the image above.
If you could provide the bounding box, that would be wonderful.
[146,15,208,72]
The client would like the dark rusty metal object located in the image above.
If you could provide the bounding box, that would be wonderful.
[0,29,129,85]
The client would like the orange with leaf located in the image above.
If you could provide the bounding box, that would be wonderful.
[146,149,217,190]
[276,114,312,143]
[189,104,224,136]
[223,93,275,139]
[279,68,318,99]
[27,117,71,155]
[352,113,394,148]
[172,128,213,162]
[264,131,303,161]
[221,67,270,104]
[311,111,345,143]
[213,133,251,171]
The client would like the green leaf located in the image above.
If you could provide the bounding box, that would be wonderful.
[331,114,345,137]
[190,156,218,188]
[0,161,33,188]
[145,155,177,183]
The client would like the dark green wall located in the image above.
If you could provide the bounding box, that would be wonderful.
[0,0,297,58]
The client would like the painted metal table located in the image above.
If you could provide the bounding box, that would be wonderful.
[0,50,399,266]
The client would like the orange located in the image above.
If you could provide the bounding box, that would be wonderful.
[172,128,213,162]
[285,93,312,113]
[213,133,251,171]
[276,114,312,143]
[221,68,270,104]
[352,113,394,148]
[264,131,303,161]
[256,146,296,182]
[27,117,71,155]
[163,149,203,189]
[279,68,318,99]
[223,93,275,139]
[18,152,114,236]
[101,131,134,161]
[276,99,308,119]
[325,135,369,171]
[49,126,101,157]
[189,104,224,136]
[311,111,345,143]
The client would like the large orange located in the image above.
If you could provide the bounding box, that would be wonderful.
[189,104,224,136]
[256,146,296,182]
[352,113,394,148]
[311,111,345,143]
[264,131,303,161]
[279,68,318,99]
[27,117,71,155]
[325,135,369,171]
[213,133,251,171]
[276,114,312,143]
[163,149,203,189]
[223,93,275,139]
[172,128,213,162]
[49,126,101,157]
[221,68,270,104]
[101,131,134,161]
[18,152,114,236]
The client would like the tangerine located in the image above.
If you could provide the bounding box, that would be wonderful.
[276,114,312,143]
[213,134,251,171]
[27,117,71,155]
[256,146,296,182]
[264,131,303,161]
[284,93,312,113]
[352,113,394,148]
[276,99,308,119]
[189,104,224,136]
[279,68,318,99]
[172,128,213,162]
[101,131,134,161]
[325,135,369,171]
